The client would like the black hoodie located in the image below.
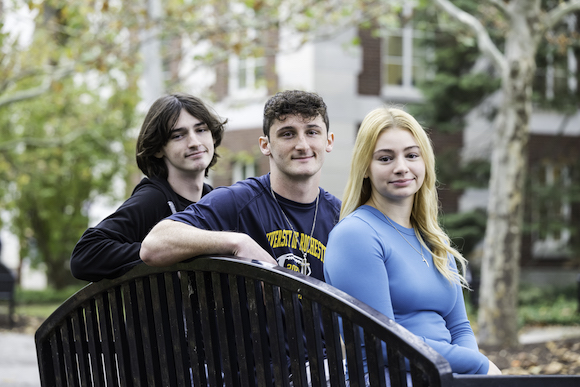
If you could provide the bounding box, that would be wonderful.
[70,177,212,281]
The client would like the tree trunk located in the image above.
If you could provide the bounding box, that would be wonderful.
[141,0,165,104]
[477,2,538,347]
[45,256,78,289]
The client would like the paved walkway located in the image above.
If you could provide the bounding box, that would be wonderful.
[0,332,40,387]
[1,325,580,385]
[519,325,580,345]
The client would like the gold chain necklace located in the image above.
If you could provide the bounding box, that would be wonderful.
[270,185,319,275]
[384,215,429,267]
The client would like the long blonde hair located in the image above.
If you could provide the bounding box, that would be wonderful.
[341,106,469,287]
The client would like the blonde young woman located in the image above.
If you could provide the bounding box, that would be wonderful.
[324,106,501,375]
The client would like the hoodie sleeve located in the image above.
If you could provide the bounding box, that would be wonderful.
[70,182,172,282]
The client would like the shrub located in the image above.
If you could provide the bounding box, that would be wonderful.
[15,285,85,305]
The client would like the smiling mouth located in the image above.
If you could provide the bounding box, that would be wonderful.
[186,150,206,158]
[292,154,314,160]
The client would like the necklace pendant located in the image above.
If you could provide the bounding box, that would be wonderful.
[422,257,429,267]
[301,254,310,275]
[301,262,311,275]
[270,185,318,277]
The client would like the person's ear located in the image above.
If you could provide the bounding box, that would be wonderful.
[154,150,164,159]
[259,136,271,156]
[326,132,335,152]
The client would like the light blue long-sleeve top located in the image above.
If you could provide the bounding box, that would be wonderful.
[324,205,489,374]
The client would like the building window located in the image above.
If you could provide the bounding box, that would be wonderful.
[381,23,431,101]
[230,56,266,95]
[232,160,256,183]
[384,33,403,86]
[238,58,248,89]
[383,29,427,87]
[531,162,573,259]
[535,15,578,101]
[545,51,573,100]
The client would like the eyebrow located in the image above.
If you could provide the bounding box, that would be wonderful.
[373,145,420,154]
[171,122,207,133]
[275,123,322,133]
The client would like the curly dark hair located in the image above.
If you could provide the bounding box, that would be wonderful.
[262,90,329,137]
[136,93,226,178]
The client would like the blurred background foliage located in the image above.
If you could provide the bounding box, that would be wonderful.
[2,0,580,291]
[1,0,142,288]
[408,0,580,264]
[0,0,391,289]
[11,281,577,327]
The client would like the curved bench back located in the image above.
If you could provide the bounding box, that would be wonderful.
[35,256,452,386]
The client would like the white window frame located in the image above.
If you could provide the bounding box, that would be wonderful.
[381,24,431,102]
[531,163,572,259]
[232,160,256,184]
[545,15,577,99]
[228,56,267,99]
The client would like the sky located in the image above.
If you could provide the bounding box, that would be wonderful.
[2,1,36,47]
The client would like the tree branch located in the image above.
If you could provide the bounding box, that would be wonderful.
[0,81,51,108]
[0,64,74,108]
[0,130,86,152]
[433,0,508,76]
[486,0,509,18]
[543,0,580,33]
[0,69,44,95]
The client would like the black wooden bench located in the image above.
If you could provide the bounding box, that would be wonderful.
[35,256,580,386]
[0,260,16,328]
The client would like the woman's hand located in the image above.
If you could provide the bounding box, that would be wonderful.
[487,360,502,375]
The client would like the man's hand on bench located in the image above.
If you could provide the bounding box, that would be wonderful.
[231,233,278,265]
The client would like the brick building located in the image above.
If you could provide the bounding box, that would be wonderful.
[204,22,580,285]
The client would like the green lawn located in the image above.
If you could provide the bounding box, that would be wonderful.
[15,303,62,319]
[466,284,580,329]
[11,283,580,327]
[13,284,84,320]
